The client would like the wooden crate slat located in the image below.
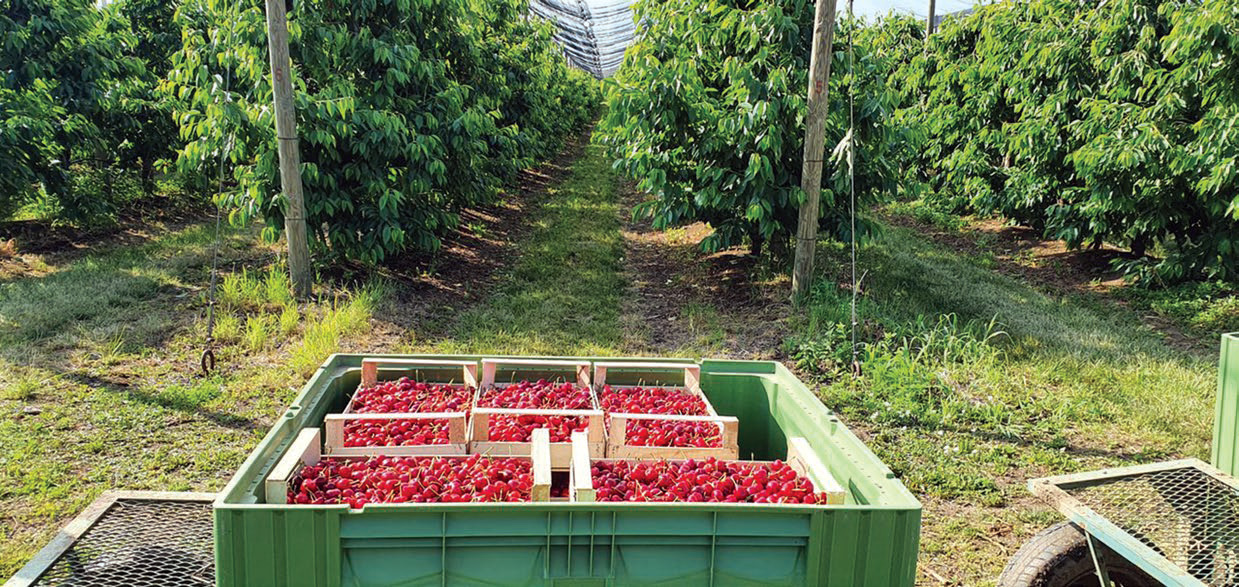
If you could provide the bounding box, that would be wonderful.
[323,412,468,456]
[359,357,479,389]
[264,428,321,504]
[480,358,591,389]
[531,428,551,501]
[787,436,847,505]
[569,431,597,502]
[606,414,739,460]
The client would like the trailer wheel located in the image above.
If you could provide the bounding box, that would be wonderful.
[998,522,1159,587]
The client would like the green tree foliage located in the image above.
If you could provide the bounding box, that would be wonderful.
[102,0,184,195]
[597,0,914,256]
[899,0,1239,282]
[1,0,137,219]
[169,0,598,264]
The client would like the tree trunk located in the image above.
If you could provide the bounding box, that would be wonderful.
[104,165,114,203]
[748,223,765,257]
[141,157,156,196]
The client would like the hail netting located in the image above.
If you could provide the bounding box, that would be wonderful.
[530,0,634,78]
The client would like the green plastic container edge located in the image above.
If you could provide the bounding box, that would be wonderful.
[214,354,922,587]
[1212,332,1239,476]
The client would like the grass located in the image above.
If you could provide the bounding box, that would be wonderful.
[290,286,382,377]
[883,198,969,232]
[790,227,1217,583]
[414,140,625,357]
[1120,279,1239,335]
[0,222,382,577]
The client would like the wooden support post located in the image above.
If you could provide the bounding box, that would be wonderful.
[787,437,846,505]
[531,428,551,501]
[264,428,322,504]
[791,0,840,303]
[263,0,312,299]
[570,431,596,502]
[926,0,936,38]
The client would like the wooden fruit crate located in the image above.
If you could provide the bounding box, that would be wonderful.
[345,357,479,413]
[605,413,740,460]
[593,361,704,400]
[471,358,602,468]
[468,407,605,469]
[594,361,739,458]
[323,412,468,457]
[331,358,478,455]
[592,359,713,411]
[568,432,846,505]
[264,427,552,504]
[593,361,721,420]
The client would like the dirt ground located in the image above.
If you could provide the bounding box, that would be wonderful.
[617,181,790,359]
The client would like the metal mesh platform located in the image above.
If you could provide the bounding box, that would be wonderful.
[6,492,216,587]
[1031,459,1239,586]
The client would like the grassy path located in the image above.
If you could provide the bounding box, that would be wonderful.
[412,138,626,357]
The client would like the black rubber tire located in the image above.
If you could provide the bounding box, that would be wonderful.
[998,522,1161,587]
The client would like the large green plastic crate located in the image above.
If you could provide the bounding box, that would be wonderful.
[214,355,922,586]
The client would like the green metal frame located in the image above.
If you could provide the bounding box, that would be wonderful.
[1023,333,1239,585]
[214,354,922,586]
[1028,459,1225,586]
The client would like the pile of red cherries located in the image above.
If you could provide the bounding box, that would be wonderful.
[591,458,830,504]
[343,378,473,447]
[599,385,720,448]
[287,455,534,508]
[477,380,592,442]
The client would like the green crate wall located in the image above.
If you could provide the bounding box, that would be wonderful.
[1213,333,1239,476]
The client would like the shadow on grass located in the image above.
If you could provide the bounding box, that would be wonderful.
[814,226,1215,367]
[421,140,626,356]
[60,372,262,432]
[800,223,1217,507]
